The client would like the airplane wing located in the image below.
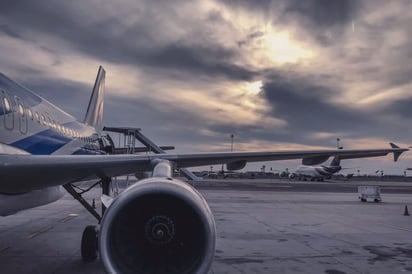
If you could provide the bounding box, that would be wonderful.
[0,144,407,193]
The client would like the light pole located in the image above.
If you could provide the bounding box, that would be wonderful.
[336,138,340,149]
[230,134,234,152]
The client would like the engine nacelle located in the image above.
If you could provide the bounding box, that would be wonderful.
[302,155,329,165]
[226,160,247,171]
[99,178,216,274]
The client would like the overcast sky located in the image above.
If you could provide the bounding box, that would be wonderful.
[0,0,411,174]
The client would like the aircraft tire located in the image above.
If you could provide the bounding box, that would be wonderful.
[81,225,98,262]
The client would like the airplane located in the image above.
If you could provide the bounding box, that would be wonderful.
[289,156,343,181]
[0,66,408,274]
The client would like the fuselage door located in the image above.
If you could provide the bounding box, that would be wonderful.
[14,96,28,135]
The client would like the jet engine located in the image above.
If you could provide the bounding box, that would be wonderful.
[99,177,216,274]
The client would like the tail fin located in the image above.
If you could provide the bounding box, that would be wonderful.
[330,156,340,167]
[84,66,105,134]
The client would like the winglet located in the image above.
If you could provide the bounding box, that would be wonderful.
[390,142,403,162]
[84,66,105,134]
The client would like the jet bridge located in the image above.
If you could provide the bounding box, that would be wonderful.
[103,126,201,181]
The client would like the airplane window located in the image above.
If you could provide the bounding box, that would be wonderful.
[46,117,50,127]
[41,115,46,126]
[3,97,10,112]
[35,112,40,122]
[18,104,24,117]
[27,109,33,120]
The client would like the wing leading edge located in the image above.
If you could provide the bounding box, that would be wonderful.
[0,144,407,193]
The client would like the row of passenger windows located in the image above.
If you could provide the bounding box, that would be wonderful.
[2,94,93,142]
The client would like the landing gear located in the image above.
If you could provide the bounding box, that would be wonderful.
[63,178,112,263]
[81,225,98,262]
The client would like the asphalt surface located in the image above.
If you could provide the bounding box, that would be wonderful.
[195,178,412,194]
[0,178,412,274]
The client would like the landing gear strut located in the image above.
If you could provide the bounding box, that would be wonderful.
[63,177,112,262]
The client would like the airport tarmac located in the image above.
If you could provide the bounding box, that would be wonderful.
[1,178,412,274]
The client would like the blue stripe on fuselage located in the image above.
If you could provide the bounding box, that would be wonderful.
[11,129,72,155]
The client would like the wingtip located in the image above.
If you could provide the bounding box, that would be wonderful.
[390,142,399,149]
[389,143,408,162]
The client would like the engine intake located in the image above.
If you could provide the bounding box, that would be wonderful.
[99,178,216,274]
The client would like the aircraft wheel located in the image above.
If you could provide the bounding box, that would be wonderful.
[81,225,98,262]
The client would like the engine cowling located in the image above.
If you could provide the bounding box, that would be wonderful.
[302,155,329,165]
[99,178,216,274]
[226,160,247,171]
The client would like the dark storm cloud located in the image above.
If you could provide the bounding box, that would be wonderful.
[0,25,30,41]
[219,0,359,46]
[141,45,258,81]
[219,0,359,24]
[0,0,257,81]
[283,0,358,27]
[217,0,274,12]
[1,0,411,155]
[380,43,412,88]
[282,0,359,45]
[383,98,412,120]
[258,72,410,145]
[21,78,91,120]
[237,31,265,48]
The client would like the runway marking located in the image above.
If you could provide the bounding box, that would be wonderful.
[27,226,53,239]
[60,213,79,223]
[0,246,10,253]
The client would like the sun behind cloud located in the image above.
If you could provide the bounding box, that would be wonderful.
[263,31,313,64]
